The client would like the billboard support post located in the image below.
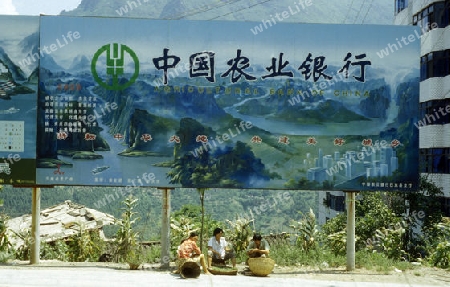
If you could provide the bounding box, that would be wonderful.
[160,188,171,269]
[345,190,356,271]
[30,187,41,265]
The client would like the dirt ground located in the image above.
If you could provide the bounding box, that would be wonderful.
[271,264,450,286]
[2,260,449,286]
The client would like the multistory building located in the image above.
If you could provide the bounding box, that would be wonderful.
[395,0,450,216]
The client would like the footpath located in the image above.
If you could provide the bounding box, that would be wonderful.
[0,261,449,287]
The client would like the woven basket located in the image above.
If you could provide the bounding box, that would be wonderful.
[207,267,238,276]
[248,258,275,276]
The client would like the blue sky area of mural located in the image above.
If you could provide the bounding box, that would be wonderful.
[40,16,419,77]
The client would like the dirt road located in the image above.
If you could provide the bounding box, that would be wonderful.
[0,261,449,287]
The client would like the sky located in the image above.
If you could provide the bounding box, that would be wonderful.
[0,0,81,15]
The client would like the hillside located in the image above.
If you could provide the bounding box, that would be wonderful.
[61,0,394,25]
[0,185,318,239]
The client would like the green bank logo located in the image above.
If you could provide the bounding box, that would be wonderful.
[91,43,139,90]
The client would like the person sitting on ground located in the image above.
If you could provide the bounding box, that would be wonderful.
[176,232,210,275]
[246,233,270,262]
[207,227,236,268]
[176,238,187,261]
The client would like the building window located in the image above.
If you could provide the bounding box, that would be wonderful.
[439,197,450,217]
[395,0,408,14]
[413,1,450,29]
[419,99,450,125]
[323,193,345,212]
[323,192,331,208]
[334,195,345,212]
[420,148,450,174]
[420,49,450,81]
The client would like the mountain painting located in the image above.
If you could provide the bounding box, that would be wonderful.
[35,15,420,191]
[0,16,39,186]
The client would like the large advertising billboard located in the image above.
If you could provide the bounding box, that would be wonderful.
[0,16,39,186]
[33,16,420,191]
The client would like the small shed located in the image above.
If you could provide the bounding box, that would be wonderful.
[6,200,115,250]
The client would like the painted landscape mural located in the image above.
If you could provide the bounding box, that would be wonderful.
[33,16,420,191]
[0,16,39,185]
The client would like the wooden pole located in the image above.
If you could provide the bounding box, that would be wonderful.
[346,191,356,271]
[160,188,171,269]
[30,187,40,265]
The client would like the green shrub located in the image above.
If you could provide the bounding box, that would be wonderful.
[0,250,12,263]
[356,251,395,273]
[366,222,406,260]
[41,239,69,261]
[270,243,345,267]
[429,221,450,268]
[290,208,318,252]
[326,230,347,256]
[0,212,11,261]
[114,195,143,267]
[66,223,106,262]
[320,192,400,255]
[225,217,253,257]
[12,228,33,260]
[141,244,162,263]
[430,241,450,268]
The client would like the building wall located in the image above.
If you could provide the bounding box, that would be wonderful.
[318,191,346,225]
[395,0,450,215]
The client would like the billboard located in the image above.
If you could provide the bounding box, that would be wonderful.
[0,16,39,186]
[33,16,420,191]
